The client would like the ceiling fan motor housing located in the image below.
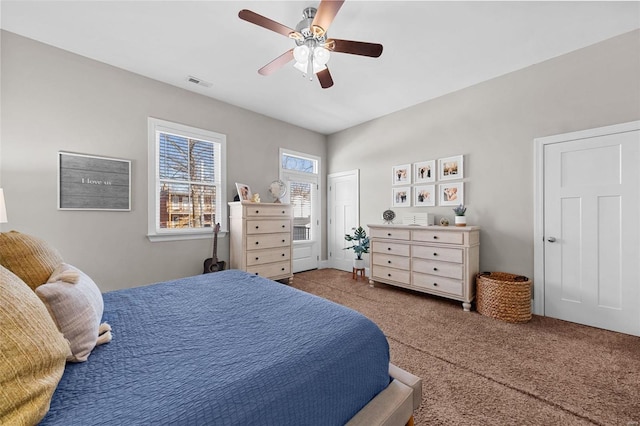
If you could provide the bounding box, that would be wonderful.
[295,7,327,45]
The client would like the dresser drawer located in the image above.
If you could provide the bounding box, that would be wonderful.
[372,265,411,285]
[246,233,291,250]
[372,241,410,257]
[372,253,410,270]
[412,258,463,279]
[412,273,463,296]
[412,230,464,245]
[412,245,463,263]
[246,219,291,234]
[246,205,292,217]
[246,247,290,266]
[370,228,411,241]
[247,261,291,278]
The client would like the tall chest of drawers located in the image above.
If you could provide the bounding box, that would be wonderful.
[368,224,480,311]
[229,202,293,283]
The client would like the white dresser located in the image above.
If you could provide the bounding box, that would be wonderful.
[368,224,480,311]
[229,202,293,283]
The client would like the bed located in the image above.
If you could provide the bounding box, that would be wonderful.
[0,230,421,426]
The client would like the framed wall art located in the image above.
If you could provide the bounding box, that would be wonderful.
[438,182,464,206]
[414,160,435,183]
[235,183,252,201]
[438,155,464,181]
[414,185,436,207]
[58,151,131,211]
[392,164,411,185]
[392,187,411,207]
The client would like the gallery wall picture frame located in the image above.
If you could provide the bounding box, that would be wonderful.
[392,164,411,185]
[438,182,464,206]
[58,151,131,211]
[414,160,436,183]
[414,185,436,207]
[392,186,411,207]
[438,155,464,181]
[235,183,252,201]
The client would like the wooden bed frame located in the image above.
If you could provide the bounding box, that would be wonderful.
[347,363,422,425]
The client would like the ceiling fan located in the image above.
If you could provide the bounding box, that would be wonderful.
[238,0,383,89]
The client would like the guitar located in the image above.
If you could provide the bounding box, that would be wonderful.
[203,223,226,274]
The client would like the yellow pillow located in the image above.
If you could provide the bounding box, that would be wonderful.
[0,231,64,290]
[0,265,71,425]
[37,263,107,362]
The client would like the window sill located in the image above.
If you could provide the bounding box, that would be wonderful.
[147,231,228,242]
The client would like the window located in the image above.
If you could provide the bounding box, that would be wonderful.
[148,118,226,241]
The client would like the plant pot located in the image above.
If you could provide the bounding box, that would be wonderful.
[353,258,366,269]
[455,216,467,227]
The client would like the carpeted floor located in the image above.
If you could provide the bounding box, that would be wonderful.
[290,269,640,426]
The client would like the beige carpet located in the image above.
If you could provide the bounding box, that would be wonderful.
[290,269,640,426]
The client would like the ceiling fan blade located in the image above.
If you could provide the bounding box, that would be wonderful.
[317,68,334,89]
[328,39,383,58]
[239,9,296,38]
[311,0,345,36]
[258,49,294,76]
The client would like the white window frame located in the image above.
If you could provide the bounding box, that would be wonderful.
[147,117,227,242]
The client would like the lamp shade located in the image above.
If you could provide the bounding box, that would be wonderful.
[0,189,7,223]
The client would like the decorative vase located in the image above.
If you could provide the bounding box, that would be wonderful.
[439,217,449,226]
[353,258,366,269]
[455,216,467,227]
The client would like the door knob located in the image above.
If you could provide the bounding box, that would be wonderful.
[547,237,556,242]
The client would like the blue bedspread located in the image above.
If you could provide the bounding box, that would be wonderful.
[41,270,390,425]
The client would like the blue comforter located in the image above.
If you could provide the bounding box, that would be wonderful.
[41,270,390,425]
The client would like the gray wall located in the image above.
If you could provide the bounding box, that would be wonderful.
[327,29,640,281]
[0,31,326,291]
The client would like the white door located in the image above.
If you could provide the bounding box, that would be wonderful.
[328,170,359,272]
[542,124,639,336]
[280,149,320,273]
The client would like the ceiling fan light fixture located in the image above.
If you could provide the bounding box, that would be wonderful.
[293,45,310,64]
[313,47,330,66]
[311,25,325,38]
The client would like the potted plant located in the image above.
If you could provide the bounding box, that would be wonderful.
[453,204,467,227]
[344,226,370,268]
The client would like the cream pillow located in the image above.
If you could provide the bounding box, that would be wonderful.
[37,263,111,362]
[0,230,64,290]
[0,265,70,425]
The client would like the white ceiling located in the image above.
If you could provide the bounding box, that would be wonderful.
[2,1,639,135]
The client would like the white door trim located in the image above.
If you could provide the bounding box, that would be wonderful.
[533,120,640,316]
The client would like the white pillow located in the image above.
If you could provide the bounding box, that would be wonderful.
[36,263,111,362]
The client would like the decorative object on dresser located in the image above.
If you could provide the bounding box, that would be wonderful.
[235,183,252,201]
[268,180,287,203]
[453,204,467,227]
[203,223,226,273]
[382,209,396,224]
[368,224,480,311]
[439,217,450,226]
[229,201,293,283]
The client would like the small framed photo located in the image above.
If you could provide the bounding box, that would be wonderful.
[235,183,252,201]
[414,185,436,207]
[392,187,411,207]
[392,164,411,185]
[438,182,464,206]
[438,155,464,181]
[414,160,435,183]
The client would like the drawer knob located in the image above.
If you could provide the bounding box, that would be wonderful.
[433,283,438,287]
[433,252,438,256]
[387,273,392,277]
[255,257,259,260]
[282,210,285,214]
[388,260,391,264]
[387,247,392,251]
[255,226,259,229]
[433,236,438,239]
[282,225,285,228]
[433,267,438,271]
[387,233,392,236]
[282,239,286,243]
[255,210,260,214]
[255,242,259,245]
[282,253,285,256]
[255,272,259,276]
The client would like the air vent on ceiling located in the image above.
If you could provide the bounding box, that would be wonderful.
[186,75,212,88]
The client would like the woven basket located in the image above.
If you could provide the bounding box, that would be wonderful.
[476,272,532,323]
